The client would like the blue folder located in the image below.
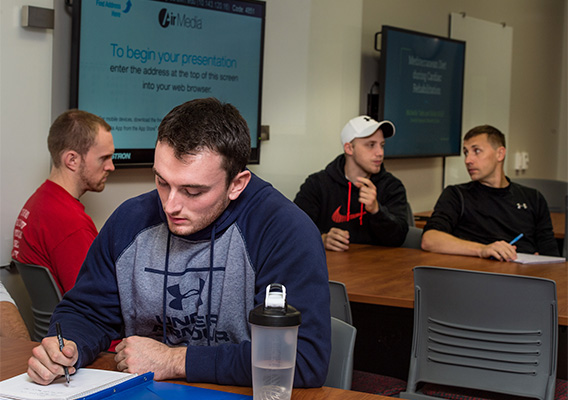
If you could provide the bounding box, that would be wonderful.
[80,372,252,400]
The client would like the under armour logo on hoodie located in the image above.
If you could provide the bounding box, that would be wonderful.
[516,203,528,209]
[167,279,205,310]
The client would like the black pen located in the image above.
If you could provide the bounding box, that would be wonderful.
[55,322,70,384]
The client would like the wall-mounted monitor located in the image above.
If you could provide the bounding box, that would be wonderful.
[71,0,265,166]
[377,26,466,158]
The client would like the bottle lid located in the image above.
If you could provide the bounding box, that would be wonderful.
[249,283,301,327]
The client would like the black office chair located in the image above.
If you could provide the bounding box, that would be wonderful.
[400,266,558,400]
[12,260,62,341]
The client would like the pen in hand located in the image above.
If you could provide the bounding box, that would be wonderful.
[509,233,524,246]
[55,322,71,384]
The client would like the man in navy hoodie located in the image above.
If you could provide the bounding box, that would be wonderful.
[27,98,331,387]
[294,116,409,252]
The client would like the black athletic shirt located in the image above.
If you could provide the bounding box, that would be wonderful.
[424,178,559,256]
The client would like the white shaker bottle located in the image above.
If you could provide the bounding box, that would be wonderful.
[249,283,301,400]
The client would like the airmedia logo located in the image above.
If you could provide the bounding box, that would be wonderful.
[158,8,203,30]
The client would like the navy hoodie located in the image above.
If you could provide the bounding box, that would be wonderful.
[49,172,331,387]
[294,154,409,246]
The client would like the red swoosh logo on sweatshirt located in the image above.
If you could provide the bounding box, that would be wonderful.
[331,206,365,223]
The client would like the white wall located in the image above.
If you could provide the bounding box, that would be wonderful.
[1,0,54,264]
[1,0,566,265]
[444,14,513,187]
[249,0,364,196]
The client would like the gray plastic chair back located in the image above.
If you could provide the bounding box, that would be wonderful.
[512,178,568,212]
[329,280,352,325]
[402,227,423,249]
[406,202,415,227]
[325,317,357,390]
[12,260,63,341]
[401,266,558,400]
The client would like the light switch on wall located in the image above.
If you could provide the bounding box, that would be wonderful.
[515,152,523,170]
[521,152,529,170]
[514,151,529,172]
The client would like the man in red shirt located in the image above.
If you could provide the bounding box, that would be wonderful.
[12,109,115,294]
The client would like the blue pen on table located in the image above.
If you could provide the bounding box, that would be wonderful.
[509,233,524,246]
[55,322,70,384]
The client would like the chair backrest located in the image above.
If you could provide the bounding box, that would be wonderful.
[12,260,62,341]
[512,178,568,212]
[401,226,423,249]
[0,263,34,335]
[325,317,357,390]
[329,280,352,325]
[406,202,415,227]
[400,266,558,400]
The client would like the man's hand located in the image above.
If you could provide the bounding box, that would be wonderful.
[479,241,518,261]
[114,336,186,381]
[422,230,518,261]
[322,228,350,252]
[27,336,78,385]
[354,177,379,214]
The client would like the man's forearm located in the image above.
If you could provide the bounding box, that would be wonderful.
[421,229,483,257]
[0,302,30,340]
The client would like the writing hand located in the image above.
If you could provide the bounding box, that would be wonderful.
[322,228,350,252]
[354,177,379,214]
[27,336,78,385]
[114,336,186,381]
[480,241,518,261]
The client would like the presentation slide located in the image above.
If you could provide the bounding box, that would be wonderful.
[75,0,264,164]
[380,27,465,158]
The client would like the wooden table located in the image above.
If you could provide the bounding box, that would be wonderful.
[551,212,566,239]
[0,338,386,400]
[414,211,565,239]
[326,244,568,326]
[326,244,568,380]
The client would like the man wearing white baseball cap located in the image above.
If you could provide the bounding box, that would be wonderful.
[294,116,409,252]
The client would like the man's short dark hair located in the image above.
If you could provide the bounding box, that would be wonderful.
[48,109,111,168]
[464,124,506,149]
[157,98,251,185]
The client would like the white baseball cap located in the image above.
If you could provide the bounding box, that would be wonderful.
[340,116,395,145]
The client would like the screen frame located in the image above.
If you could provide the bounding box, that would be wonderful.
[378,25,466,159]
[70,0,265,167]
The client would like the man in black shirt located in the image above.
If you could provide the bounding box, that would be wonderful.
[422,125,559,260]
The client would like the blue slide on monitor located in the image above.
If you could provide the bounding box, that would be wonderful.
[71,0,265,165]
